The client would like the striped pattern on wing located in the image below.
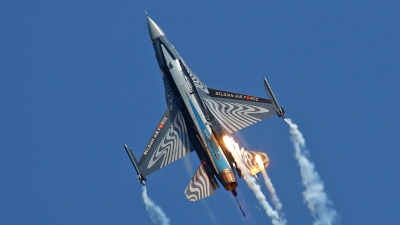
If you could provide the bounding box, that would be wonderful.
[147,110,191,171]
[240,150,270,176]
[202,98,270,133]
[184,165,216,202]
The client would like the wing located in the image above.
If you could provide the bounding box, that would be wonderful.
[182,64,283,133]
[201,88,277,134]
[184,165,217,202]
[138,108,194,176]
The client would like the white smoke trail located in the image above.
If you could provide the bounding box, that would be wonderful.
[285,118,337,225]
[223,136,286,225]
[260,169,283,213]
[142,186,170,225]
[255,155,283,214]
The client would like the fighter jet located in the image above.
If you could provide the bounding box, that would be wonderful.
[124,15,285,202]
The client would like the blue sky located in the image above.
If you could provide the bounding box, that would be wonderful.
[1,1,399,225]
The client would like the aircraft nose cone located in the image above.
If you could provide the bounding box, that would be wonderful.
[147,16,165,40]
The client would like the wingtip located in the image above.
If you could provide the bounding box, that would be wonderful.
[144,10,148,16]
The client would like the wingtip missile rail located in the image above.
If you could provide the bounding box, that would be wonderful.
[263,78,285,118]
[124,144,147,185]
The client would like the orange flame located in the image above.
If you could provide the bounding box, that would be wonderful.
[255,154,264,171]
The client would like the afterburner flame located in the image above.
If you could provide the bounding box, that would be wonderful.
[222,135,284,225]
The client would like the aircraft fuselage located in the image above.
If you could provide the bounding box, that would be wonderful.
[150,28,238,191]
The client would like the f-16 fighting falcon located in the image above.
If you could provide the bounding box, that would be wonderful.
[124,14,285,202]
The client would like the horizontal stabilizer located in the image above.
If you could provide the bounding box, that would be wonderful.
[185,165,216,202]
[238,150,270,176]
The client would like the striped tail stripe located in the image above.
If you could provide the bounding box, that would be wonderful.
[185,165,216,202]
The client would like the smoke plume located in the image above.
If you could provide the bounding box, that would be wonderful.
[223,136,286,225]
[285,118,337,225]
[255,155,283,214]
[142,186,170,225]
[260,170,283,214]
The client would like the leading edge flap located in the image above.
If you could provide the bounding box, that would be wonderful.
[184,165,216,202]
[202,88,277,134]
[139,108,194,176]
